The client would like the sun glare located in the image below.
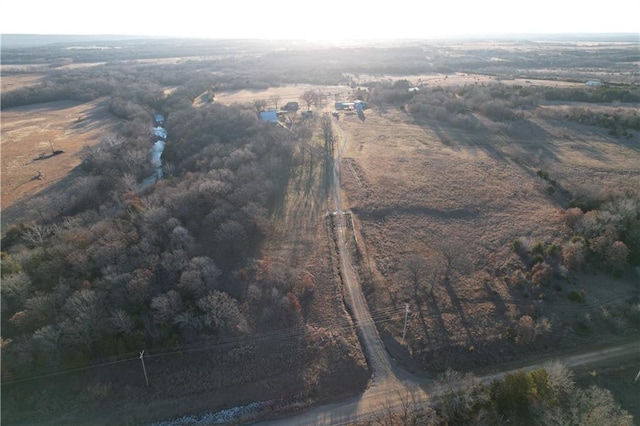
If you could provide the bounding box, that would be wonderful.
[2,0,639,38]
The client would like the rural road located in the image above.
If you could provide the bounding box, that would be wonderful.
[259,340,639,425]
[331,121,411,385]
[257,118,640,425]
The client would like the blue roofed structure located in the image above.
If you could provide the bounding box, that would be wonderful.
[260,111,279,123]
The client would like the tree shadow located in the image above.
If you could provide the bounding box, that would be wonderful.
[423,294,450,349]
[413,113,562,171]
[441,278,477,347]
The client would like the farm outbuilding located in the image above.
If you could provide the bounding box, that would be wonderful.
[335,100,368,111]
[260,111,279,123]
[284,102,299,112]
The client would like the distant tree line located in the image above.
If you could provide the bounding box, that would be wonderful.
[544,86,640,103]
[399,84,541,126]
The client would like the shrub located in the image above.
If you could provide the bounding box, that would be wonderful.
[546,243,561,258]
[531,240,545,255]
[512,239,522,252]
[531,262,553,286]
[608,240,629,276]
[563,207,584,229]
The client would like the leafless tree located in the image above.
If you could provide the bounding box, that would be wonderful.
[398,255,443,297]
[173,310,204,337]
[61,289,105,352]
[299,90,319,110]
[197,291,244,334]
[151,290,183,324]
[22,224,52,248]
[437,240,473,283]
[269,95,281,109]
[2,272,33,307]
[253,99,267,112]
[109,309,135,334]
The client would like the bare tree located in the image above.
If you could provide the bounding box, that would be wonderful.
[398,255,443,297]
[197,291,245,334]
[61,289,105,352]
[173,310,204,338]
[253,99,267,113]
[22,224,52,248]
[151,290,183,324]
[299,90,319,110]
[437,240,473,283]
[269,94,281,109]
[109,309,135,334]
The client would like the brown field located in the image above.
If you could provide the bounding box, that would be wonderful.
[351,72,587,88]
[213,64,638,378]
[332,103,640,370]
[213,84,349,106]
[1,72,45,92]
[1,98,122,225]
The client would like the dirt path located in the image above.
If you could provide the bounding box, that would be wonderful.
[331,121,425,383]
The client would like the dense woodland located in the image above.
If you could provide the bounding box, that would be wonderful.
[1,61,301,381]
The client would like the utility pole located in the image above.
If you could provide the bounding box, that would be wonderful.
[402,303,410,344]
[139,350,149,387]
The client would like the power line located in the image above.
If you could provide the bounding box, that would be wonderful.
[3,290,635,385]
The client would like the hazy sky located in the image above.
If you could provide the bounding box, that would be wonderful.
[2,0,639,39]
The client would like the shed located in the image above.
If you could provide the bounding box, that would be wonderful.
[354,100,368,110]
[284,102,299,112]
[260,111,279,123]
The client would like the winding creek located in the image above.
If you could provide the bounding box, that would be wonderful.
[140,115,167,189]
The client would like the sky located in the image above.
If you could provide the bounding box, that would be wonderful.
[2,0,639,39]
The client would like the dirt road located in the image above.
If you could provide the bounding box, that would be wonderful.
[259,340,638,425]
[257,120,640,425]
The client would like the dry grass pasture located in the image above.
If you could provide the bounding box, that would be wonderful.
[1,72,45,93]
[351,72,587,89]
[213,75,639,373]
[334,103,640,370]
[1,98,122,226]
[212,84,349,106]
